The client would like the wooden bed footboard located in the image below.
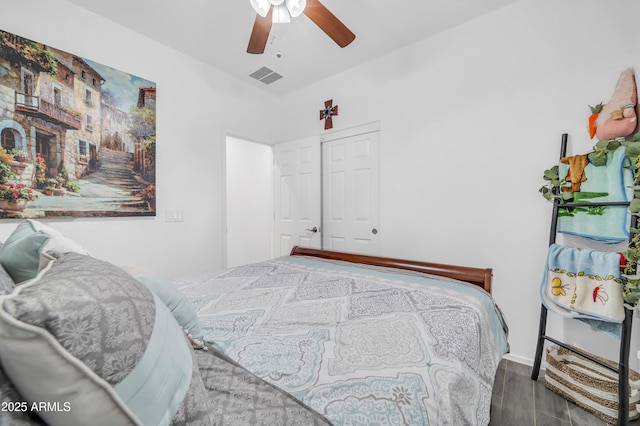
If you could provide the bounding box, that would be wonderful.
[289,246,493,293]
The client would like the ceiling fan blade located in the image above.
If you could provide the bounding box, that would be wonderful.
[247,8,273,54]
[303,0,355,48]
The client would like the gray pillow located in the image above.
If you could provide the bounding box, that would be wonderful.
[0,253,213,425]
[0,263,15,296]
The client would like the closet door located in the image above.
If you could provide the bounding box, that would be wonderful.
[273,136,322,256]
[322,130,380,255]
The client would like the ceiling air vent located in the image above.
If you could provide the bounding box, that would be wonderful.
[249,66,283,85]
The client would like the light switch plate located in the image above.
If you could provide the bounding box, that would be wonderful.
[165,209,184,222]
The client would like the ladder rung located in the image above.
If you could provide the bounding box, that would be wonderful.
[559,201,630,208]
[542,335,619,374]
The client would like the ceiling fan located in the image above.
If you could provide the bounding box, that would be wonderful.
[247,0,356,54]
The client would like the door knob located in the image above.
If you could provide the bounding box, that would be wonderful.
[306,226,318,233]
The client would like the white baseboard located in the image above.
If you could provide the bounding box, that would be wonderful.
[502,352,546,370]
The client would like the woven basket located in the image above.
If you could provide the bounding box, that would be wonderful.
[545,345,640,424]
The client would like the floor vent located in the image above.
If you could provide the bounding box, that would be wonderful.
[249,66,283,85]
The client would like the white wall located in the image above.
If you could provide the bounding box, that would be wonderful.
[0,0,282,277]
[280,0,640,368]
[225,136,273,267]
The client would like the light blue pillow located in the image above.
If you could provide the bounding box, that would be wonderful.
[0,245,16,297]
[0,220,91,284]
[0,221,50,283]
[123,268,204,341]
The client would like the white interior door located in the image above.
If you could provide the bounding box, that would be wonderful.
[322,130,380,255]
[273,136,321,256]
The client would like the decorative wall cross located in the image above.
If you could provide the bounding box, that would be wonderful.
[320,99,338,130]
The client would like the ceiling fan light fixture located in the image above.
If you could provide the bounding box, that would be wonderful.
[272,5,291,23]
[285,0,306,17]
[249,0,270,17]
[247,0,355,54]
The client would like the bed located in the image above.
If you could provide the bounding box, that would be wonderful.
[0,219,508,426]
[173,246,509,425]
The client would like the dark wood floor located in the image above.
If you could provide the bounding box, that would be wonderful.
[490,358,640,426]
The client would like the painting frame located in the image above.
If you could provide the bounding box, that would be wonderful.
[0,28,156,218]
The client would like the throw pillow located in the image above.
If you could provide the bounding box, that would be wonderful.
[121,266,204,342]
[0,220,91,284]
[0,253,213,425]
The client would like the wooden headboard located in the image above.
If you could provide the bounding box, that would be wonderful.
[290,246,493,293]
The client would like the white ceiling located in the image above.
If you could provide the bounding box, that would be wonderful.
[66,0,519,97]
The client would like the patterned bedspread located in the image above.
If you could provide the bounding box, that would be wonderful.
[195,345,331,425]
[174,256,509,426]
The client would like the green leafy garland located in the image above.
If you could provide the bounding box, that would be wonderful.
[539,133,640,309]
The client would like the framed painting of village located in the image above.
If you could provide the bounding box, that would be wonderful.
[0,29,156,218]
